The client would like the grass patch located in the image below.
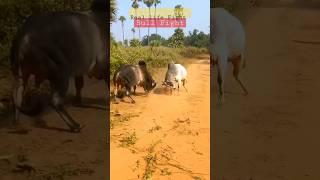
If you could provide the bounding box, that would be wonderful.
[142,140,162,180]
[110,115,130,129]
[143,153,156,180]
[119,132,138,148]
[110,111,138,129]
[160,167,172,176]
[138,140,207,179]
[148,125,162,133]
[148,120,162,133]
[176,47,209,58]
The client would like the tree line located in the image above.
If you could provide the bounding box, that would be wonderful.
[115,0,209,48]
[112,28,209,48]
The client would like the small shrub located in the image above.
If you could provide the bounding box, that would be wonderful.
[149,40,161,47]
[119,132,137,147]
[130,38,141,47]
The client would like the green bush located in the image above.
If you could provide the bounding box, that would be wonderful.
[129,39,141,47]
[149,40,161,47]
[141,34,167,46]
[110,45,208,77]
[184,29,210,48]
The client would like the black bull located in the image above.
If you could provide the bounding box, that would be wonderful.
[11,1,108,132]
[113,61,156,104]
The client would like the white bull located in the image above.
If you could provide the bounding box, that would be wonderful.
[162,62,188,94]
[211,7,248,104]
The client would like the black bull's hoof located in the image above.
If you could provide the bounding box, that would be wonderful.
[70,124,86,133]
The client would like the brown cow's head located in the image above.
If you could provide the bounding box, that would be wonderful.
[138,60,156,92]
[145,77,157,92]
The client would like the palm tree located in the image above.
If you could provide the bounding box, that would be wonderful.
[154,0,161,41]
[131,28,136,39]
[174,5,183,30]
[143,0,154,45]
[132,0,141,40]
[119,16,126,44]
[174,4,183,18]
[110,0,117,22]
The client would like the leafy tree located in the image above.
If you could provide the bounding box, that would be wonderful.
[174,4,184,30]
[141,34,166,46]
[110,0,117,22]
[184,29,209,48]
[168,28,185,48]
[174,4,183,18]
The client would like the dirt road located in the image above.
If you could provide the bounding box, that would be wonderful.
[213,3,320,180]
[0,78,107,179]
[110,56,210,179]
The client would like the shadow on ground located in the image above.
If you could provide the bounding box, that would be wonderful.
[153,87,172,95]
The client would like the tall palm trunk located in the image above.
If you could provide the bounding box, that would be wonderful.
[147,7,151,45]
[121,23,124,44]
[155,4,158,41]
[135,9,141,40]
[138,26,141,40]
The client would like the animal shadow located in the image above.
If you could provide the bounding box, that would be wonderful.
[132,92,147,97]
[66,96,106,110]
[153,87,172,95]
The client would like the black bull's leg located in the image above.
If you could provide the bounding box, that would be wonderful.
[12,77,24,127]
[51,92,83,132]
[74,76,84,105]
[52,105,83,132]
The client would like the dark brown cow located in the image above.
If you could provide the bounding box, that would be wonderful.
[113,61,156,104]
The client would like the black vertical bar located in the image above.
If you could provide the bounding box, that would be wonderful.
[106,0,111,179]
[210,0,214,179]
